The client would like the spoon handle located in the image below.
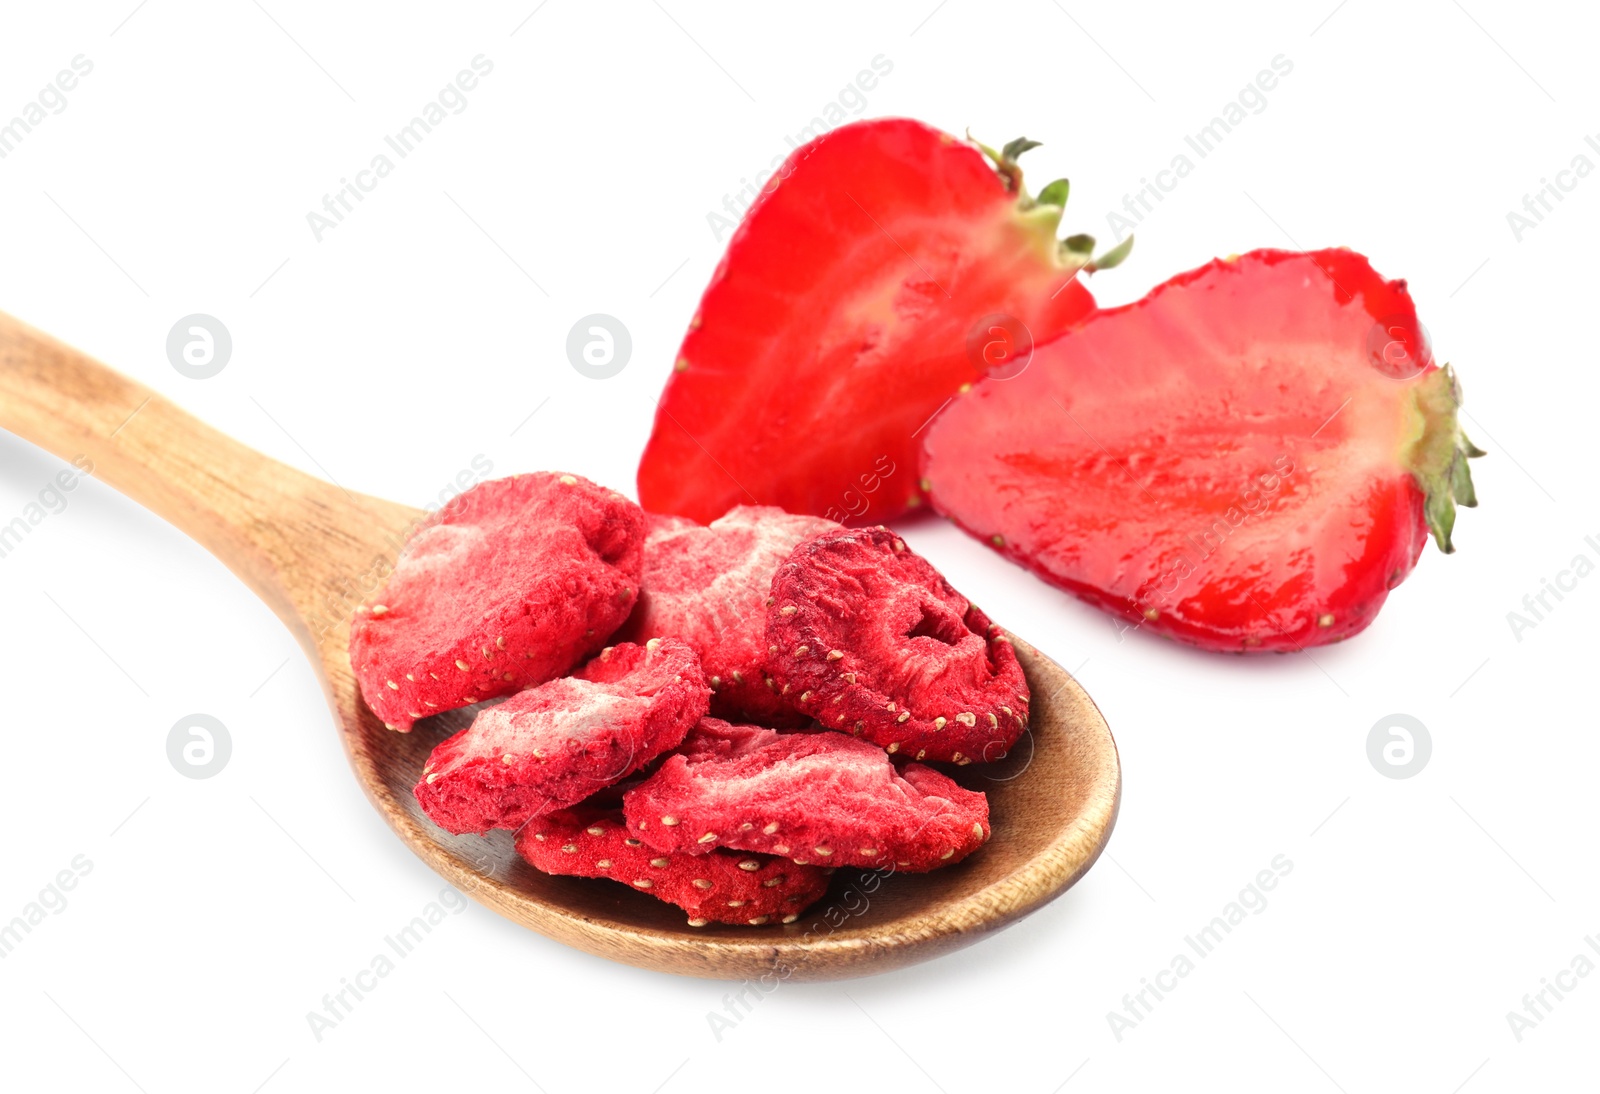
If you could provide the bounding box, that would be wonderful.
[0,311,406,627]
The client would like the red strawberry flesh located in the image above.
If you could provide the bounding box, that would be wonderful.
[921,248,1481,652]
[637,117,1098,524]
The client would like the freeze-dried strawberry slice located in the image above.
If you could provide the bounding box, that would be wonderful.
[623,719,991,872]
[618,506,840,725]
[415,640,708,835]
[516,806,830,926]
[765,527,1029,763]
[351,472,645,731]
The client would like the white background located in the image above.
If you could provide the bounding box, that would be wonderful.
[1,2,1595,1091]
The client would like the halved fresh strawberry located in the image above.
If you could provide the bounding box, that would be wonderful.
[921,248,1482,652]
[638,118,1128,525]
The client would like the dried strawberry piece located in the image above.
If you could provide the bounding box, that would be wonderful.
[618,506,839,725]
[623,719,991,872]
[516,806,830,926]
[415,640,709,835]
[765,526,1029,763]
[350,472,645,732]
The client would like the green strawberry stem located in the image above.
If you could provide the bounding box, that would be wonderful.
[972,133,1133,274]
[1405,364,1484,554]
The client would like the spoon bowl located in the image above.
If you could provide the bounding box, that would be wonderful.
[0,313,1120,980]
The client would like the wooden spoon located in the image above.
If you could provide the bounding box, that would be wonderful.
[0,313,1120,980]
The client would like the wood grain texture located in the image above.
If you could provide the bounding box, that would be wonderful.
[0,311,1121,980]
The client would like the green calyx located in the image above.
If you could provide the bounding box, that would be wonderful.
[1404,364,1485,554]
[971,133,1133,275]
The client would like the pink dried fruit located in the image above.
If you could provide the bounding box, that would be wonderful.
[516,806,830,926]
[351,472,645,732]
[415,639,708,835]
[618,506,840,725]
[623,718,991,872]
[766,526,1029,763]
